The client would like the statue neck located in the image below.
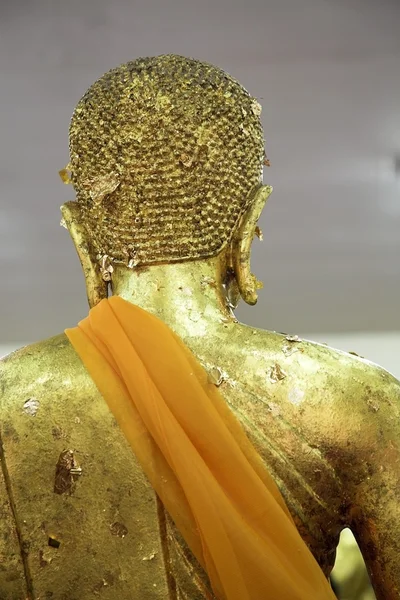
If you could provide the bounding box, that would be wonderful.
[110,255,235,337]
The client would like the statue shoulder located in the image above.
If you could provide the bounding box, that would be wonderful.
[304,338,400,419]
[2,333,75,367]
[285,336,400,454]
[0,333,91,410]
[234,323,400,437]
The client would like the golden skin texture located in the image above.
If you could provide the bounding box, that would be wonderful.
[1,56,399,599]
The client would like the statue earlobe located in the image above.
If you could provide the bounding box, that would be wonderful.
[231,185,273,306]
[61,201,108,308]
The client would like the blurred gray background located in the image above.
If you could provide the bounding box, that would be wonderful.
[1,0,399,344]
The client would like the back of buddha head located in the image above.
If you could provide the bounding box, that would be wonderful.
[69,54,265,267]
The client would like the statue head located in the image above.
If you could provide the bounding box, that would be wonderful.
[62,55,272,307]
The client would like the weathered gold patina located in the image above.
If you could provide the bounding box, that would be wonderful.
[1,55,399,599]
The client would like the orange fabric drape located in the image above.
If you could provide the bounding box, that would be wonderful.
[66,296,335,600]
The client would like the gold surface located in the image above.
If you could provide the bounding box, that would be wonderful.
[1,55,399,599]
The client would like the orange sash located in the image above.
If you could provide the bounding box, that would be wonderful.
[66,296,335,599]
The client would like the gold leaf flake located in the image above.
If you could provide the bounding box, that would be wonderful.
[255,226,263,241]
[251,99,262,117]
[142,551,157,561]
[282,343,299,357]
[208,367,226,387]
[286,335,302,343]
[59,165,72,185]
[268,364,287,384]
[87,173,120,203]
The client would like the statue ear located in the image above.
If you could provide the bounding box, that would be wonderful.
[61,201,108,308]
[230,185,272,306]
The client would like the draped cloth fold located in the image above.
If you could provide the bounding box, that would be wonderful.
[66,296,335,600]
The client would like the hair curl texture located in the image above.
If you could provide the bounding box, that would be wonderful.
[69,54,265,266]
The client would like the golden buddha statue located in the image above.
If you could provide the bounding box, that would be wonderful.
[1,55,399,600]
